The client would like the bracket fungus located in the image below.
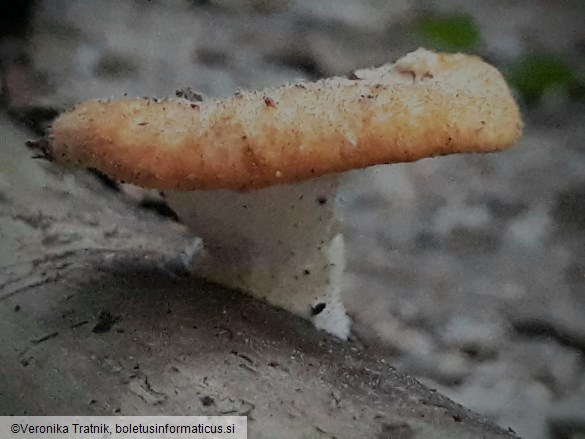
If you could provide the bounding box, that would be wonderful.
[28,49,522,339]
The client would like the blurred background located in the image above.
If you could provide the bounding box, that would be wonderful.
[1,1,584,437]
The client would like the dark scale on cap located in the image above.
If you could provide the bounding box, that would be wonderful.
[26,138,54,161]
[175,88,205,102]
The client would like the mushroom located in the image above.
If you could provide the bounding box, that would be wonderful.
[28,49,523,339]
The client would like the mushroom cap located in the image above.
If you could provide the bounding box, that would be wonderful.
[44,49,522,191]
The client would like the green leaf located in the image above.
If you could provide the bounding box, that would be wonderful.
[414,14,481,52]
[507,54,584,102]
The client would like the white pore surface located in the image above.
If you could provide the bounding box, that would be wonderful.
[165,175,351,339]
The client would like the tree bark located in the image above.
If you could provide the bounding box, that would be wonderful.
[0,116,517,438]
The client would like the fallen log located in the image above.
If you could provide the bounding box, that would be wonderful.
[0,116,517,438]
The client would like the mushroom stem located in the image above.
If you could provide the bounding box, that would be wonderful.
[164,175,351,339]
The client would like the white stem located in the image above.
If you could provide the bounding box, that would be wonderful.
[164,175,350,339]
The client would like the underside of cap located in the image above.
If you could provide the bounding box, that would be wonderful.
[43,48,523,191]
